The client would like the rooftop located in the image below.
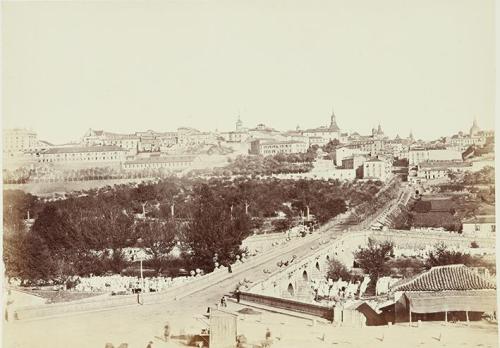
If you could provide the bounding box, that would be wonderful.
[125,156,196,164]
[42,146,127,154]
[391,264,496,292]
[419,161,470,169]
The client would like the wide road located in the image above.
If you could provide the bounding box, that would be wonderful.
[4,182,404,348]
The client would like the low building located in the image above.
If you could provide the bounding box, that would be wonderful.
[363,158,391,181]
[342,155,367,170]
[123,155,196,171]
[417,161,472,180]
[302,111,341,142]
[335,146,370,166]
[408,148,462,166]
[382,264,497,324]
[34,146,127,169]
[462,215,496,237]
[249,139,308,155]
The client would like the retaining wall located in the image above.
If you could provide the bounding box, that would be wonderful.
[239,291,333,321]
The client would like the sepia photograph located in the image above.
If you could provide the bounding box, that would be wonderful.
[1,0,497,347]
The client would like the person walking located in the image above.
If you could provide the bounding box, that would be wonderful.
[235,288,241,303]
[164,322,171,342]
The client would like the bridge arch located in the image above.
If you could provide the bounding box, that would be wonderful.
[302,270,309,281]
[287,283,294,297]
[315,261,321,271]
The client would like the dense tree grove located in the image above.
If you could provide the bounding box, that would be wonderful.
[3,176,384,285]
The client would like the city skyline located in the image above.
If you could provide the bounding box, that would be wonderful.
[3,0,495,143]
[2,112,490,146]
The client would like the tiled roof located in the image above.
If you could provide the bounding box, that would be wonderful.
[391,264,496,292]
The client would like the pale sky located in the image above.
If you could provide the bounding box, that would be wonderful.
[2,0,496,144]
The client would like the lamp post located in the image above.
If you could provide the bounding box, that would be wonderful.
[138,256,145,292]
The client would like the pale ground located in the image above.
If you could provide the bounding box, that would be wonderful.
[3,299,498,348]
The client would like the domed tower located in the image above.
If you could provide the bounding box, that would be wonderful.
[469,118,480,136]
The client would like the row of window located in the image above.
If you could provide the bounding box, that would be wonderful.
[125,162,191,169]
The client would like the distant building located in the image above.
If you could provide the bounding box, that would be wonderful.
[417,161,472,180]
[408,148,462,166]
[36,145,127,168]
[371,124,385,139]
[302,110,341,142]
[341,154,367,171]
[335,146,370,166]
[363,157,391,181]
[83,129,140,154]
[123,155,196,171]
[249,139,308,155]
[463,215,495,238]
[445,120,494,152]
[3,128,38,154]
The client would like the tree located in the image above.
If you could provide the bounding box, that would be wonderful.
[326,258,352,282]
[181,184,251,271]
[32,204,80,255]
[4,230,55,285]
[271,217,293,232]
[354,239,394,294]
[425,244,473,269]
[136,220,177,273]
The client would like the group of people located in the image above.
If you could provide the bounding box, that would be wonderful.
[70,275,196,294]
[312,276,371,302]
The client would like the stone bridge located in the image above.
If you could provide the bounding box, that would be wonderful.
[247,229,495,302]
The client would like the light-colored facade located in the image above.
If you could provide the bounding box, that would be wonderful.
[35,146,127,168]
[363,158,391,181]
[3,129,38,154]
[250,139,308,155]
[408,148,462,166]
[302,111,341,143]
[417,161,472,180]
[123,155,196,171]
[335,146,370,166]
[463,216,496,238]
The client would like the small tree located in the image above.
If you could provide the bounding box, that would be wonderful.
[425,244,473,269]
[354,239,394,294]
[272,217,293,232]
[326,258,352,282]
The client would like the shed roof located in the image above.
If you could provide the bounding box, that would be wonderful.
[391,264,496,292]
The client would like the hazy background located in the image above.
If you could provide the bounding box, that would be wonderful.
[2,0,495,144]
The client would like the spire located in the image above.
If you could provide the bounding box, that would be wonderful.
[329,108,340,131]
[470,116,480,136]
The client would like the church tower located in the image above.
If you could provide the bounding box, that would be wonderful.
[469,117,480,136]
[329,109,340,132]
